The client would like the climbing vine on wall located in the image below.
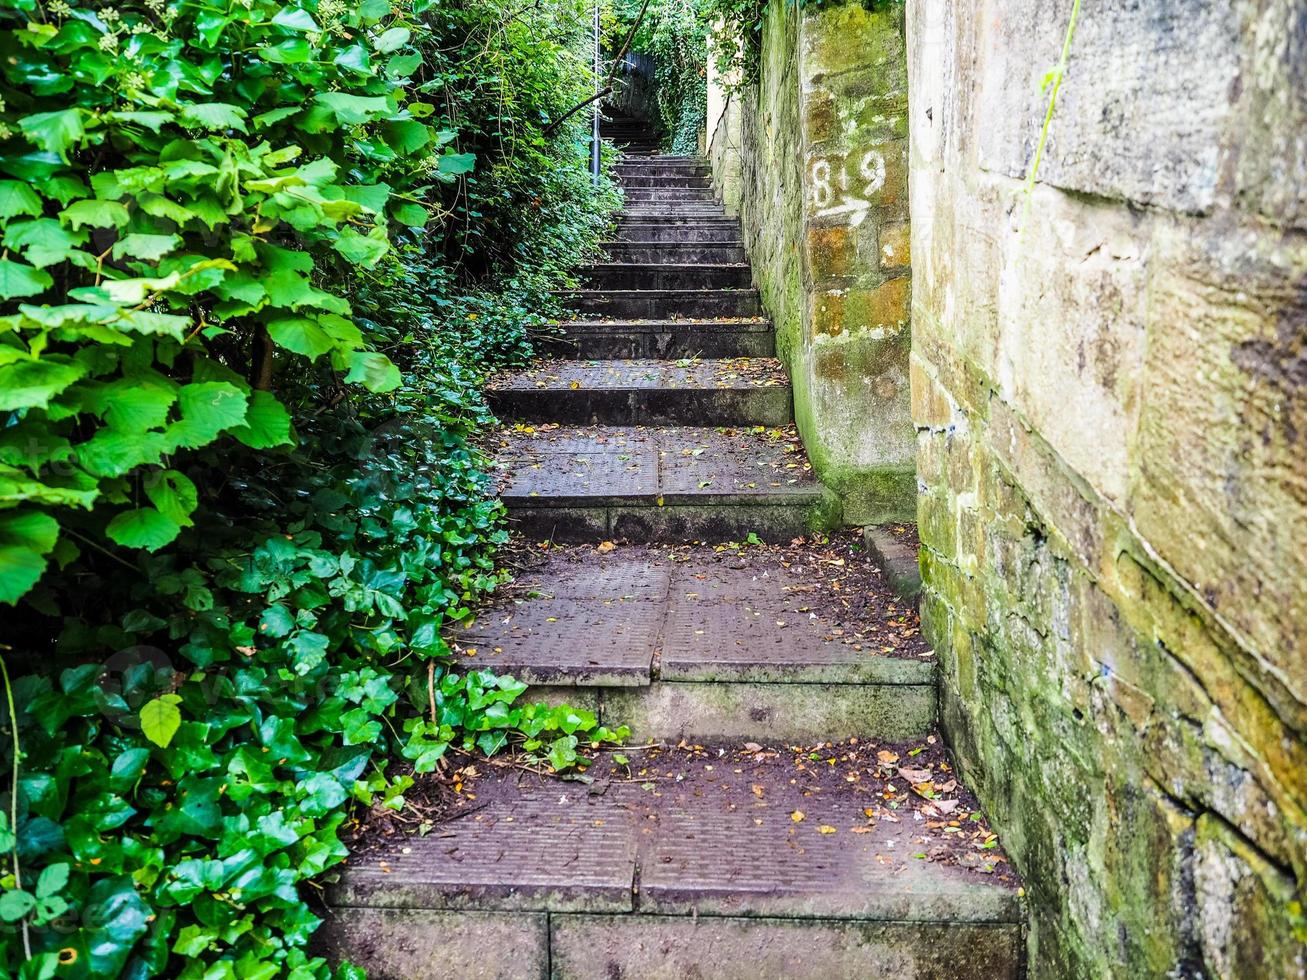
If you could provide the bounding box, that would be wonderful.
[610,0,708,153]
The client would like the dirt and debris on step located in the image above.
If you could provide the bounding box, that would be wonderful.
[491,529,929,660]
[345,736,1020,887]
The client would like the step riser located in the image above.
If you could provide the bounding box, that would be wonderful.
[582,266,752,290]
[540,325,774,359]
[489,387,793,427]
[602,244,746,263]
[623,189,717,201]
[613,225,743,244]
[502,495,837,545]
[564,291,762,318]
[619,176,712,188]
[319,907,1023,980]
[622,208,727,217]
[616,166,710,179]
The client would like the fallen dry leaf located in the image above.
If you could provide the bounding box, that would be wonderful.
[818,825,837,835]
[791,810,805,823]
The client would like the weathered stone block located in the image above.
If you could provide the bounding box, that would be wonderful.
[880,220,911,268]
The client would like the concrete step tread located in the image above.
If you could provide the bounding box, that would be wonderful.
[453,543,934,686]
[331,741,1022,921]
[489,357,787,392]
[490,423,814,502]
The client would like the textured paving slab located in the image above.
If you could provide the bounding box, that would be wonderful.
[452,542,934,691]
[490,425,819,502]
[333,744,1022,922]
[582,263,752,290]
[489,363,791,426]
[331,778,637,912]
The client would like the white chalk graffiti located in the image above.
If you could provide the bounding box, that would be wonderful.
[809,149,886,225]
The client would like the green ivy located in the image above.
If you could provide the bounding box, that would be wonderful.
[0,0,623,975]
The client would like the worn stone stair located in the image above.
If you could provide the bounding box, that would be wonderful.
[319,118,1026,979]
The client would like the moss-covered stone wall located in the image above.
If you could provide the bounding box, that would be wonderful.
[909,1,1307,975]
[707,2,915,523]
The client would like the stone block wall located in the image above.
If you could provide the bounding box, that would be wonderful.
[707,3,916,523]
[909,1,1307,976]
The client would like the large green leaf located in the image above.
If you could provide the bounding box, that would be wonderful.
[18,109,84,160]
[179,103,249,133]
[112,233,182,262]
[267,316,334,358]
[3,218,84,267]
[230,390,294,449]
[344,350,401,393]
[332,226,389,267]
[0,358,86,411]
[0,181,44,220]
[315,93,392,125]
[0,259,53,299]
[165,382,249,449]
[60,199,130,230]
[145,470,198,528]
[105,506,181,551]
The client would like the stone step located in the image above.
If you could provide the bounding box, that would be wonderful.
[318,741,1024,978]
[487,359,791,426]
[539,318,773,359]
[613,223,743,244]
[582,263,752,290]
[623,187,717,202]
[623,206,728,218]
[487,424,838,543]
[562,288,761,318]
[602,241,747,264]
[449,542,936,739]
[618,174,713,189]
[615,163,710,179]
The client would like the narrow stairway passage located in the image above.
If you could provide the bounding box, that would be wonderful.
[324,115,1027,980]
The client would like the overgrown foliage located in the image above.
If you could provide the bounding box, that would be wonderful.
[701,0,902,89]
[609,0,707,153]
[0,0,620,975]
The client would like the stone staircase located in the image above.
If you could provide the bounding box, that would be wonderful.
[319,120,1026,979]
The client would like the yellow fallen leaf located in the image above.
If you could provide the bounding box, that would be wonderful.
[851,826,873,834]
[751,784,765,797]
[791,810,805,823]
[818,825,837,835]
[596,541,616,553]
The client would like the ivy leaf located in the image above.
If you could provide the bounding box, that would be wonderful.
[35,863,69,899]
[0,259,53,299]
[140,694,183,747]
[230,390,294,449]
[179,103,249,132]
[343,350,401,392]
[19,109,84,160]
[0,181,44,220]
[0,889,35,922]
[106,507,182,551]
[271,6,320,31]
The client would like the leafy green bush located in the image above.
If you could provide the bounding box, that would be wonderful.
[0,0,621,975]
